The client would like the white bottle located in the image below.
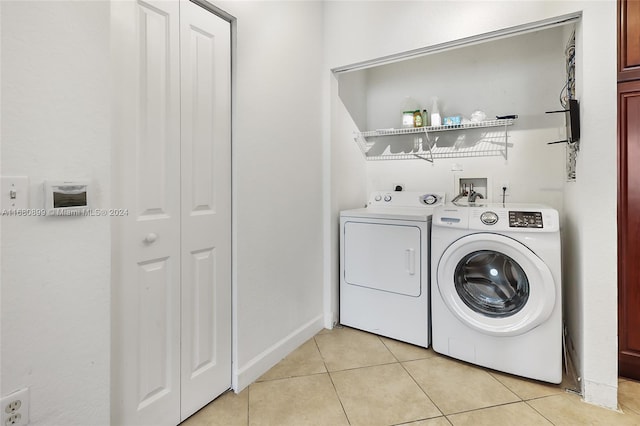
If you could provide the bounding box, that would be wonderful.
[430,97,442,127]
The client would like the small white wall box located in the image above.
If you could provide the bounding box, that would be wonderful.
[44,181,91,214]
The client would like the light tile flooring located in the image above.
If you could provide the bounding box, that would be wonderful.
[182,326,640,426]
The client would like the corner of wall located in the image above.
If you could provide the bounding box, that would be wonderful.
[232,314,324,392]
[583,380,619,411]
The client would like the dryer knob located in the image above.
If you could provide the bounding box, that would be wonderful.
[481,211,499,225]
[375,195,382,201]
[421,194,438,205]
[384,195,392,202]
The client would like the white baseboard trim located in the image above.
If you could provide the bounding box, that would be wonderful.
[232,314,324,391]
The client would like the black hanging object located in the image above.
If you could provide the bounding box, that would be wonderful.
[546,99,580,145]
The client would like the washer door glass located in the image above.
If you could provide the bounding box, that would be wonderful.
[454,250,529,318]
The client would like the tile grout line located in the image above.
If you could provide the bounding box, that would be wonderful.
[523,394,562,426]
[396,356,447,421]
[313,334,353,425]
[377,336,450,425]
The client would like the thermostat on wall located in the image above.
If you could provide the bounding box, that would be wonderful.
[44,180,91,213]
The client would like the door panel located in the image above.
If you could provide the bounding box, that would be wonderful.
[343,222,421,297]
[188,248,217,374]
[137,257,173,407]
[179,1,232,420]
[112,0,182,425]
[138,2,173,215]
[619,0,640,81]
[619,81,640,379]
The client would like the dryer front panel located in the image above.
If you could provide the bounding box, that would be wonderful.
[343,221,421,297]
[437,233,556,336]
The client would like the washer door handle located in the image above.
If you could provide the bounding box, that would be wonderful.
[406,248,416,275]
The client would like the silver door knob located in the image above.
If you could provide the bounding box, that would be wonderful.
[144,233,158,243]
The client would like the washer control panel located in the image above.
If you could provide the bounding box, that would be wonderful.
[509,211,544,228]
[435,204,558,232]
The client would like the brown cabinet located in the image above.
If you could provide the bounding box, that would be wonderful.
[619,0,640,81]
[619,0,640,379]
[618,81,640,380]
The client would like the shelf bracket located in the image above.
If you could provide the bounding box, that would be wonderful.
[413,128,434,162]
[503,122,509,160]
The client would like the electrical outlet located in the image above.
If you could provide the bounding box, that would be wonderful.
[5,414,22,426]
[1,388,29,426]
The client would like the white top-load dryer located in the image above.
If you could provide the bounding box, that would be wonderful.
[340,191,445,347]
[431,203,562,383]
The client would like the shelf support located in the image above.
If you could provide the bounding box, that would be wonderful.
[413,128,434,162]
[504,122,509,160]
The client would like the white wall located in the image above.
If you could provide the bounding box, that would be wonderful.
[1,1,111,424]
[564,3,618,407]
[325,0,618,409]
[356,27,567,209]
[215,0,326,389]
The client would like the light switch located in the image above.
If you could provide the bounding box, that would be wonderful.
[1,176,29,210]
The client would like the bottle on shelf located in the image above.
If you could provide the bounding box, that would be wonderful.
[414,110,423,127]
[430,97,442,126]
[401,96,420,128]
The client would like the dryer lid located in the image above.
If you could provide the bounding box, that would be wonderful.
[340,206,432,222]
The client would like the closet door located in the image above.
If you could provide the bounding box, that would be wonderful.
[179,1,231,420]
[112,1,182,425]
[112,1,232,424]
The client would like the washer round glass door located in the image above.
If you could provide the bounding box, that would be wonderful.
[437,233,556,336]
[455,250,529,318]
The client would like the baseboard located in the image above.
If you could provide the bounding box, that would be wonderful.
[232,314,324,391]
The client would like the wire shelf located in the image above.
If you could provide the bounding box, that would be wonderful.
[354,119,515,162]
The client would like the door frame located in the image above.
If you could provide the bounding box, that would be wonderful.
[189,0,239,392]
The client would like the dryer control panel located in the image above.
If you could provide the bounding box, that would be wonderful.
[368,191,445,208]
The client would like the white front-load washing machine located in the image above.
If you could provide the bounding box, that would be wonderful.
[340,191,445,347]
[431,203,562,383]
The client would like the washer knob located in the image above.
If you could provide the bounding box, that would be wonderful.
[374,195,382,201]
[384,195,392,202]
[480,211,499,225]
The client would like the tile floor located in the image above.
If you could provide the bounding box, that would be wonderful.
[182,326,640,426]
